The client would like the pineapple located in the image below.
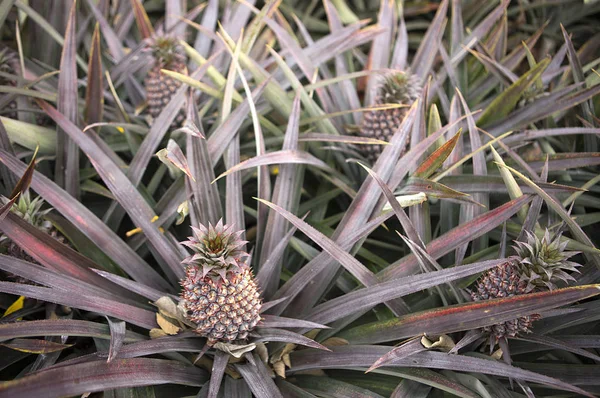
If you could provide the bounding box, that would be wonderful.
[358,71,422,163]
[470,260,540,344]
[513,229,581,291]
[144,35,187,125]
[179,220,262,345]
[0,47,18,119]
[0,192,53,263]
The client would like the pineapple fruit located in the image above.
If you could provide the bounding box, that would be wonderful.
[179,220,262,345]
[144,35,187,125]
[470,260,540,343]
[358,71,422,163]
[513,229,581,291]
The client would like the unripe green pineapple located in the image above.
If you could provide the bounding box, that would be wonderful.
[471,260,540,343]
[358,71,422,163]
[179,220,262,345]
[513,229,581,291]
[0,48,18,119]
[144,36,187,125]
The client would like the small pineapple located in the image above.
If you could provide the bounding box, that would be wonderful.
[471,260,540,343]
[0,48,18,119]
[0,192,53,262]
[144,35,187,125]
[358,71,422,163]
[513,229,581,291]
[179,220,262,345]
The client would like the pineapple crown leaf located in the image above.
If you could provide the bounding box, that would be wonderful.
[147,35,186,67]
[377,70,422,105]
[512,229,582,289]
[181,219,249,282]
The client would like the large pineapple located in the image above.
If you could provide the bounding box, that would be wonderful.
[471,260,540,343]
[144,35,187,125]
[179,220,262,345]
[358,71,422,163]
[513,229,581,291]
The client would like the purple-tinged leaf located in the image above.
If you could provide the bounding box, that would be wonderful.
[85,24,103,127]
[290,375,387,398]
[367,337,425,373]
[260,315,328,330]
[9,145,37,199]
[505,127,600,144]
[0,254,141,305]
[193,0,218,58]
[290,347,593,397]
[0,320,145,343]
[526,153,600,171]
[254,328,330,351]
[515,363,600,387]
[0,149,170,291]
[306,259,506,325]
[1,339,72,354]
[260,93,303,297]
[92,269,171,302]
[516,334,600,362]
[357,162,423,248]
[381,196,531,280]
[450,0,509,64]
[391,6,408,69]
[365,0,395,106]
[236,356,283,398]
[36,100,184,282]
[298,133,387,145]
[341,285,600,344]
[215,150,331,181]
[56,1,79,198]
[0,282,158,329]
[106,317,126,363]
[186,96,221,226]
[0,119,17,190]
[411,0,448,80]
[0,358,207,397]
[0,214,139,300]
[130,0,154,39]
[208,350,228,398]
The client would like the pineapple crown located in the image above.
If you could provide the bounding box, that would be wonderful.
[147,35,186,68]
[181,219,249,284]
[377,71,422,105]
[0,191,53,244]
[513,229,582,290]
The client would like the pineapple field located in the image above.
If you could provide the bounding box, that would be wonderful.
[1,0,600,396]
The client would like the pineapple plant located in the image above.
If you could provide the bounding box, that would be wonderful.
[179,220,262,345]
[357,71,422,162]
[144,35,187,125]
[514,229,582,290]
[0,1,599,398]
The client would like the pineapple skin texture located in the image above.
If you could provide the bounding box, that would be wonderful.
[180,266,261,345]
[144,37,187,125]
[471,261,539,341]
